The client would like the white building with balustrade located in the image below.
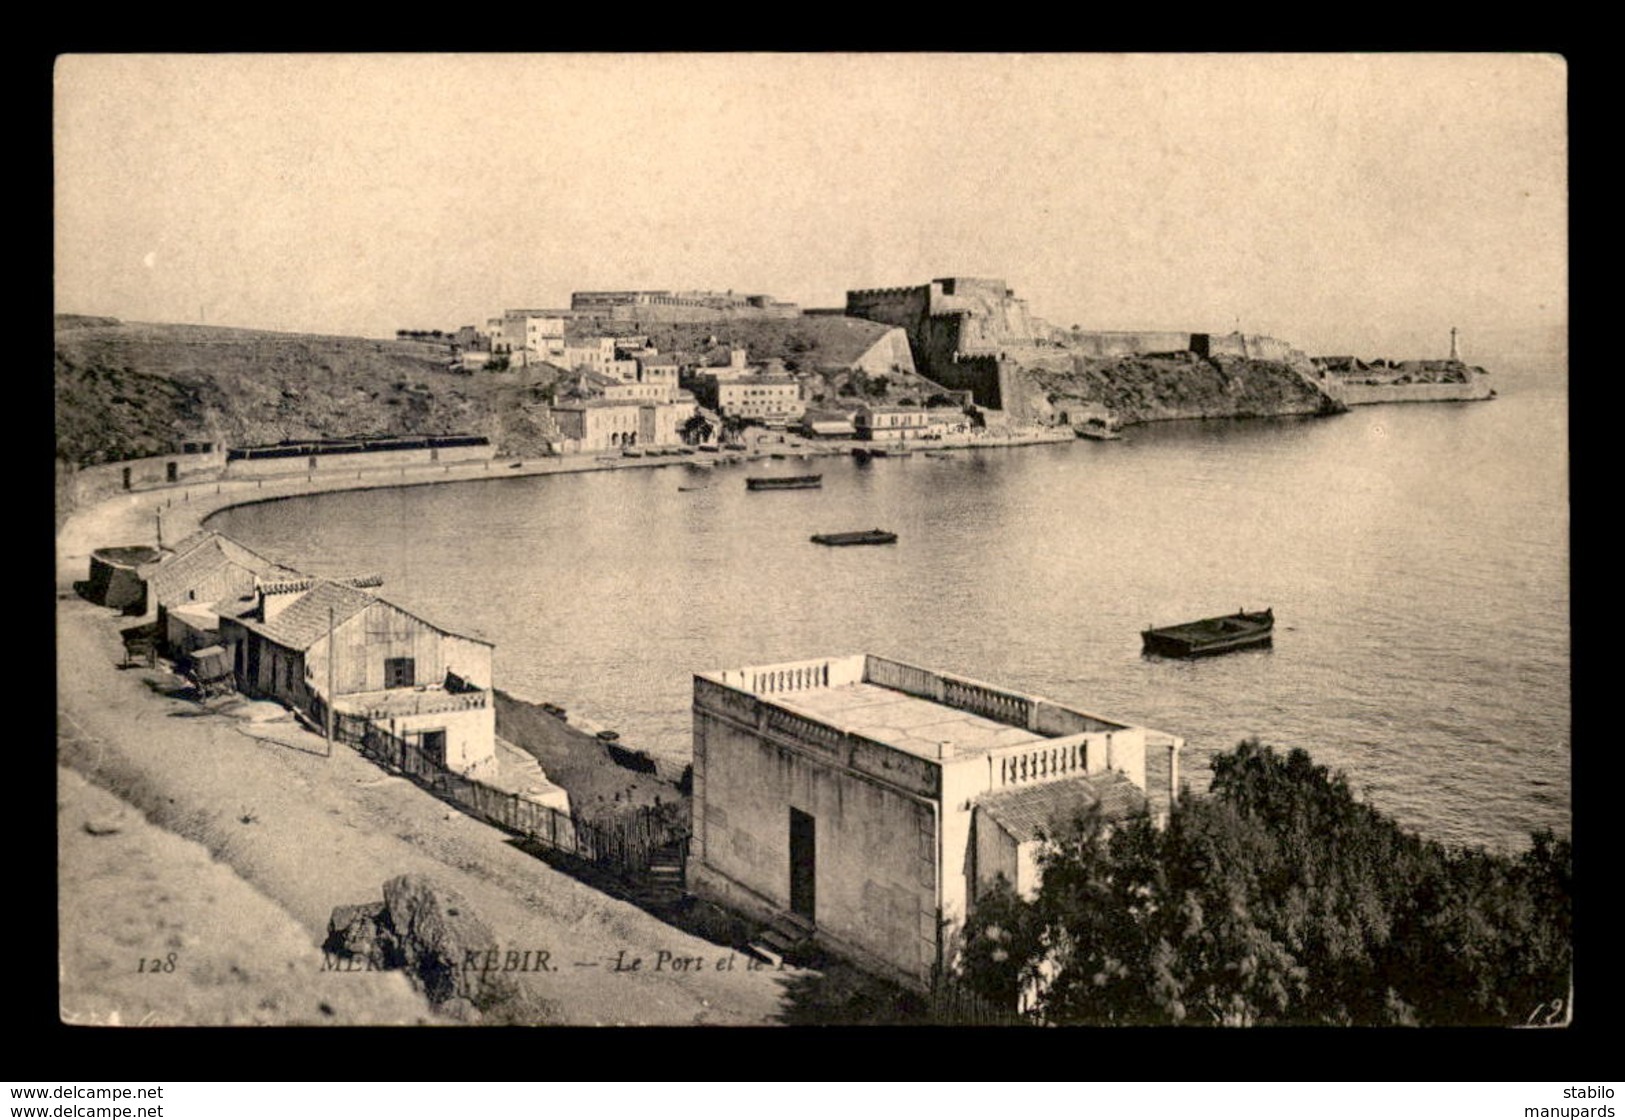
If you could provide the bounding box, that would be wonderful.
[689,653,1184,991]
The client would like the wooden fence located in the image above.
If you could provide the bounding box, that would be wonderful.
[321,712,687,884]
[924,981,1028,1026]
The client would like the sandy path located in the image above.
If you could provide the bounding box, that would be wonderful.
[57,594,799,1025]
[58,764,435,1026]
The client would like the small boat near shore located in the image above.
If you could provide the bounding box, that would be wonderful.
[811,529,897,547]
[1142,608,1274,657]
[1075,422,1124,441]
[746,474,823,491]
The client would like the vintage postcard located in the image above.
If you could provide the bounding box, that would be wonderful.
[54,53,1568,1029]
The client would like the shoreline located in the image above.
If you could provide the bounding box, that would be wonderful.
[54,428,1075,590]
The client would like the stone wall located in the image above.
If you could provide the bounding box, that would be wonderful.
[1194,332,1308,366]
[1065,331,1195,358]
[922,355,1006,411]
[691,703,940,987]
[69,449,228,506]
[848,326,918,377]
[221,443,494,479]
[845,285,931,339]
[1326,380,1495,406]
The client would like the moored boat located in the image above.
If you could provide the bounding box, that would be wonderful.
[746,474,823,491]
[810,529,898,547]
[1141,608,1274,657]
[1075,422,1124,441]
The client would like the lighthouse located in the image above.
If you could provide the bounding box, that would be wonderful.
[1449,326,1460,362]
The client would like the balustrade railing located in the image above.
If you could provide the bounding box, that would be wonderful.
[342,689,490,721]
[993,735,1098,789]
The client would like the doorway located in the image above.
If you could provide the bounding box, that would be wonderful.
[789,807,816,922]
[420,729,447,768]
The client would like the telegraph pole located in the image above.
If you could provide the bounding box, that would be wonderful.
[326,605,335,758]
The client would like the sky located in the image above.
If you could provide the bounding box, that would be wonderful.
[54,53,1567,365]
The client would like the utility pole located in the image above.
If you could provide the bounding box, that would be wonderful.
[326,605,335,758]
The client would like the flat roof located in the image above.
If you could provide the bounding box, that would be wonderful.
[769,682,1045,761]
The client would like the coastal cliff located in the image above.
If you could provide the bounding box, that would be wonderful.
[57,316,1357,473]
[1015,352,1346,426]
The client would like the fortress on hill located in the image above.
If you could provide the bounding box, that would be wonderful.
[845,277,1311,416]
[571,289,800,323]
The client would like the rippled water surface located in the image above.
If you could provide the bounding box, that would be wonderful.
[212,374,1569,852]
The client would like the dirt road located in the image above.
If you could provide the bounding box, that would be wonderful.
[58,593,802,1024]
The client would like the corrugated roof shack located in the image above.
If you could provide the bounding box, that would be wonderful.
[218,580,497,776]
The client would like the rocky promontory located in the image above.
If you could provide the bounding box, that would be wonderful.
[1015,351,1345,427]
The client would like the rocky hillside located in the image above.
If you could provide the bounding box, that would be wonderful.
[1018,352,1345,425]
[580,315,899,375]
[54,316,943,466]
[56,317,1346,470]
[54,318,579,465]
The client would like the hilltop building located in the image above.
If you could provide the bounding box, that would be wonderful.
[489,310,571,364]
[846,277,1313,416]
[689,653,1184,990]
[846,278,1044,375]
[571,290,800,322]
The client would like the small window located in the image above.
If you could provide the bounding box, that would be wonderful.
[385,657,416,689]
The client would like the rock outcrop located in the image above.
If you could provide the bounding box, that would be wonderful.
[325,874,534,1022]
[1018,352,1345,426]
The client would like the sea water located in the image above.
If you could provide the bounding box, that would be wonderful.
[211,369,1568,852]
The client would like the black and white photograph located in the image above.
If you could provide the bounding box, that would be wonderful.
[53,52,1569,1029]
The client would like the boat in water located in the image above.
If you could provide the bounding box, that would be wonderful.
[746,474,823,491]
[810,529,897,547]
[1075,421,1124,441]
[1141,608,1274,657]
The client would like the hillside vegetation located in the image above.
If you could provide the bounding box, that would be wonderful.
[56,317,1343,469]
[1019,352,1343,424]
[54,316,947,466]
[958,740,1570,1026]
[54,319,572,465]
[584,316,896,374]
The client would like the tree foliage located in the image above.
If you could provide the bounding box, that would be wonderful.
[680,411,714,445]
[956,740,1571,1026]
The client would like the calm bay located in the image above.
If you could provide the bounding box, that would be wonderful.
[210,372,1568,853]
